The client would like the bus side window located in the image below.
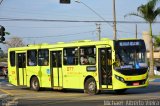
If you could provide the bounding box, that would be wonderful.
[18,53,26,68]
[80,46,96,65]
[38,49,49,66]
[52,52,62,67]
[63,48,78,65]
[10,51,15,66]
[27,50,37,66]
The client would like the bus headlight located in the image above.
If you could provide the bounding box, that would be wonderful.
[115,75,125,83]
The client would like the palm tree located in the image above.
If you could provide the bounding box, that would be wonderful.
[153,35,160,48]
[125,0,160,77]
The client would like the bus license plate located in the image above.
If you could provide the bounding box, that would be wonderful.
[133,82,139,86]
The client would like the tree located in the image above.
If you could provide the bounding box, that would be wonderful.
[153,35,160,48]
[0,49,4,58]
[125,0,160,77]
[5,36,25,48]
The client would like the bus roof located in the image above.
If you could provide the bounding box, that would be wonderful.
[8,38,113,51]
[8,38,143,51]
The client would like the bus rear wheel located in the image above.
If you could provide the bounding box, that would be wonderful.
[84,78,97,95]
[30,77,40,91]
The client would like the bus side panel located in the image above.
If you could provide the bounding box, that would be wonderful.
[8,66,18,86]
[8,51,18,86]
[63,66,81,89]
[78,66,99,90]
[26,66,51,88]
[62,66,98,89]
[40,66,51,88]
[26,67,38,87]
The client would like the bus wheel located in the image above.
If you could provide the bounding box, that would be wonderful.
[31,77,40,91]
[114,89,127,94]
[85,78,97,95]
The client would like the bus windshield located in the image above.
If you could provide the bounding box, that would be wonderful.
[114,40,148,70]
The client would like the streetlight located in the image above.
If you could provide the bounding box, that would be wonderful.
[75,0,106,22]
[75,0,117,40]
[75,0,106,40]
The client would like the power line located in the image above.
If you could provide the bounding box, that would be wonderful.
[75,0,113,28]
[1,18,158,40]
[11,30,96,39]
[10,29,142,40]
[1,8,100,19]
[117,30,141,35]
[5,25,94,29]
[2,17,157,39]
[0,17,160,23]
[5,23,143,38]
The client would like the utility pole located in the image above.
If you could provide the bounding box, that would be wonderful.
[113,0,117,40]
[135,24,137,39]
[96,23,101,41]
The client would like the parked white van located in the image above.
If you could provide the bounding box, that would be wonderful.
[154,66,160,75]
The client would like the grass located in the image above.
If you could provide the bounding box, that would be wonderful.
[149,75,160,80]
[153,75,160,79]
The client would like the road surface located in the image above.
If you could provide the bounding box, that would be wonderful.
[0,77,160,106]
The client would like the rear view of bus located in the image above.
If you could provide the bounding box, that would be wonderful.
[112,40,149,93]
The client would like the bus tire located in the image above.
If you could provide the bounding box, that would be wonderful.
[30,77,40,91]
[84,78,97,95]
[114,89,127,94]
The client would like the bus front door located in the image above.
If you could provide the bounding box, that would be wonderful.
[50,51,63,88]
[16,53,27,86]
[99,48,112,89]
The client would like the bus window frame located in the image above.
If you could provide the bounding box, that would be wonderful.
[10,51,15,67]
[51,51,62,68]
[27,49,37,66]
[38,49,49,66]
[63,47,78,65]
[79,46,96,65]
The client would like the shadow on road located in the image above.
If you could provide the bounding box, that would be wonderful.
[99,82,160,95]
[123,82,160,95]
[1,77,160,95]
[18,82,160,95]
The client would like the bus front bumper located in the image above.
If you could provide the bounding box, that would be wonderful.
[112,73,149,90]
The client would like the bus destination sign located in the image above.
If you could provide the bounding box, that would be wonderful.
[119,41,140,47]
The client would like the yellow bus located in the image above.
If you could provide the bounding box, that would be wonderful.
[8,38,149,94]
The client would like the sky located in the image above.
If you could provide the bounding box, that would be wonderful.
[0,0,160,51]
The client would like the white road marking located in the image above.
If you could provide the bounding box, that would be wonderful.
[6,84,13,87]
[0,94,9,98]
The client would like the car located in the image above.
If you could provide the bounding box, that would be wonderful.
[0,66,8,76]
[0,66,4,76]
[154,66,160,75]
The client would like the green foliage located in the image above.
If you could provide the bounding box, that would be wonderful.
[0,49,4,57]
[125,0,160,23]
[0,58,7,62]
[0,49,7,62]
[154,75,160,78]
[125,0,160,77]
[5,32,10,35]
[153,35,160,47]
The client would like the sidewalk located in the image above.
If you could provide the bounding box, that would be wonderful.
[0,76,8,82]
[151,78,160,82]
[149,78,160,82]
[0,93,17,106]
[0,76,5,80]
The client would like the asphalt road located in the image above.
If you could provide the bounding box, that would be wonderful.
[0,77,160,106]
